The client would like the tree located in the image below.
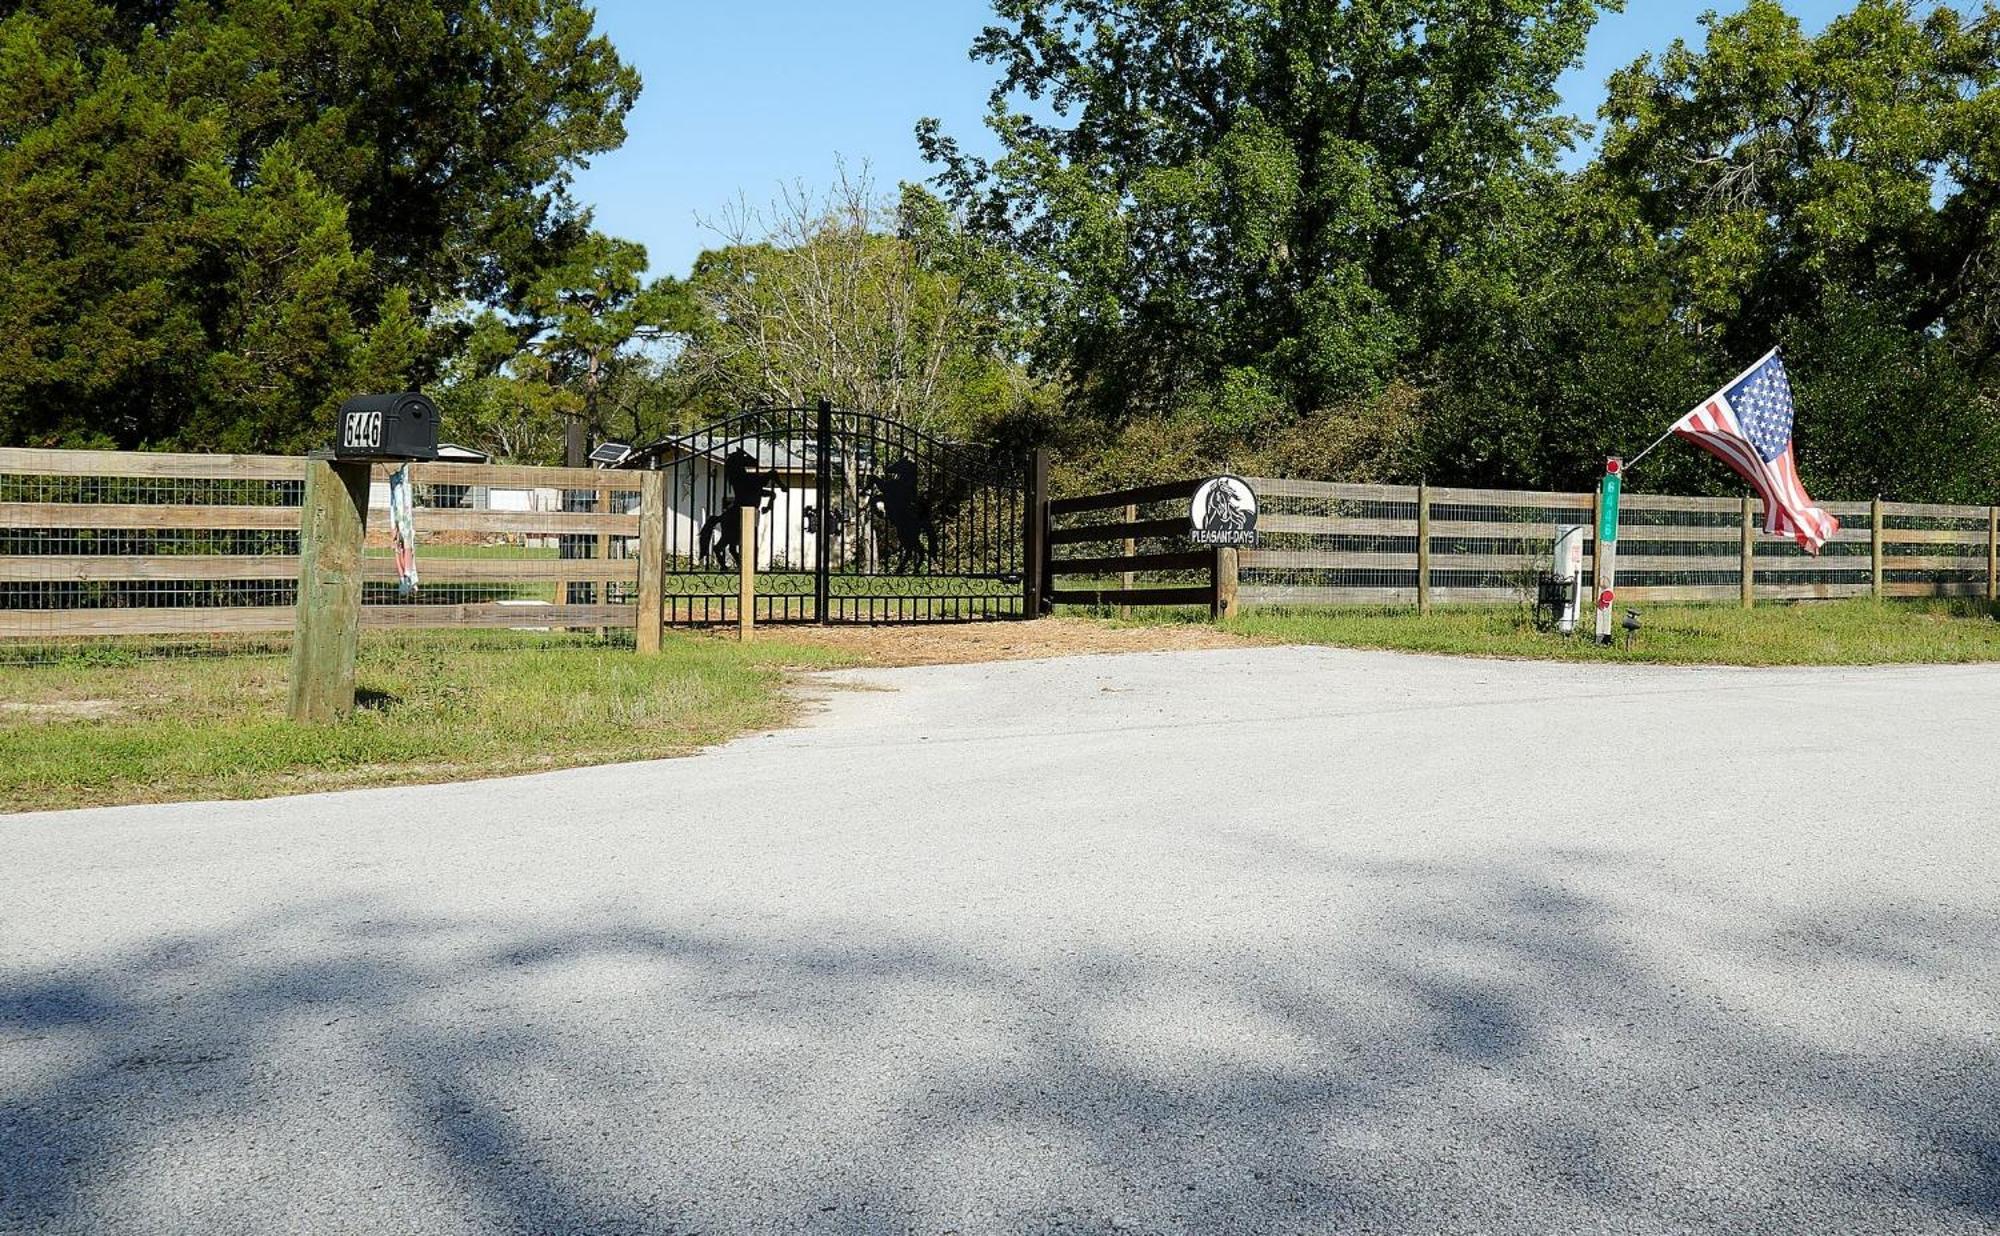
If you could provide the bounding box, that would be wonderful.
[513,232,677,461]
[919,0,1618,440]
[0,0,639,451]
[431,232,679,463]
[669,169,1046,440]
[1578,0,2000,499]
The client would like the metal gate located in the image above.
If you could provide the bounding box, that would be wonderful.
[621,403,1028,625]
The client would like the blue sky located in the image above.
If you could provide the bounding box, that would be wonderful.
[569,1,1862,280]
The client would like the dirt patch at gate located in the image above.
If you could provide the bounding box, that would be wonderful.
[761,616,1258,667]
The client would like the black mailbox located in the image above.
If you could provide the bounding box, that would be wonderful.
[335,392,440,461]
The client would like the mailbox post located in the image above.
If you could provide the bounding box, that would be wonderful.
[288,454,373,723]
[288,394,439,723]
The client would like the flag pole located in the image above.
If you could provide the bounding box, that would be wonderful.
[1623,425,1677,474]
[1595,423,1675,645]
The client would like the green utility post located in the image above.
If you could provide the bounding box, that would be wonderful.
[1594,457,1623,645]
[288,453,372,723]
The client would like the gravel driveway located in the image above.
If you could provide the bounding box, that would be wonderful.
[4,646,1997,1234]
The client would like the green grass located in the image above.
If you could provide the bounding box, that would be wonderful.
[12,597,1996,814]
[0,630,858,813]
[1189,597,2000,666]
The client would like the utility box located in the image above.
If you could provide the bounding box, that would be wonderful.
[1552,524,1587,634]
[1552,524,1586,581]
[335,393,440,461]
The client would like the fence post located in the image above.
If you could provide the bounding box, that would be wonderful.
[1121,502,1136,619]
[1988,504,1997,604]
[635,471,666,654]
[597,482,613,623]
[739,504,756,641]
[1416,480,1432,614]
[1023,448,1049,618]
[1212,546,1239,620]
[814,398,833,624]
[287,456,371,724]
[1740,493,1755,610]
[1871,495,1885,600]
[1591,485,1604,599]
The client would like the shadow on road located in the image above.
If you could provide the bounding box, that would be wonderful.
[3,853,1996,1233]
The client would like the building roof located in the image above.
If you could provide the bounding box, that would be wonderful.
[431,443,491,463]
[635,432,816,474]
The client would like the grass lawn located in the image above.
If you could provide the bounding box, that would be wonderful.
[1195,597,2000,666]
[8,599,1999,813]
[0,631,858,813]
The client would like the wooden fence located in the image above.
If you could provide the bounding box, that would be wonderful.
[7,448,1999,647]
[0,447,639,643]
[1043,478,1239,616]
[1043,476,2000,611]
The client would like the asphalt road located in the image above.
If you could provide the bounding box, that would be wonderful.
[3,646,1998,1235]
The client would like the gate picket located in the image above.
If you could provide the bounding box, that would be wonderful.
[620,404,1027,625]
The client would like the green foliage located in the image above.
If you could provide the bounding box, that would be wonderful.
[1574,0,2000,500]
[8,0,1999,497]
[667,170,1055,442]
[921,0,1618,436]
[928,0,2000,502]
[0,0,638,452]
[431,261,682,465]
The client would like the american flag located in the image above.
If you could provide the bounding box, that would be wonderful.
[1670,349,1840,554]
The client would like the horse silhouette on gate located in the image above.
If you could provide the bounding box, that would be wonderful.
[631,405,1024,626]
[700,447,782,570]
[863,457,938,571]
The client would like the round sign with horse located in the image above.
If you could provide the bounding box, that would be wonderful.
[1190,476,1258,546]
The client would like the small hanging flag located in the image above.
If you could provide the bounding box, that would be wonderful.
[388,464,419,597]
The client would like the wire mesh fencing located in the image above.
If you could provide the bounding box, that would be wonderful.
[0,451,303,663]
[1879,502,1993,597]
[366,464,641,630]
[1222,478,1998,611]
[1237,478,1421,607]
[0,450,641,666]
[6,447,2000,666]
[1424,486,1593,607]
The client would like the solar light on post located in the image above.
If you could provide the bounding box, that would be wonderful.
[589,441,634,469]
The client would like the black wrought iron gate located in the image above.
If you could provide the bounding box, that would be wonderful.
[621,403,1028,625]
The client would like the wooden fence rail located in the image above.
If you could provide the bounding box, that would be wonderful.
[1041,477,1238,617]
[1046,473,2000,614]
[5,448,1999,644]
[0,447,640,642]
